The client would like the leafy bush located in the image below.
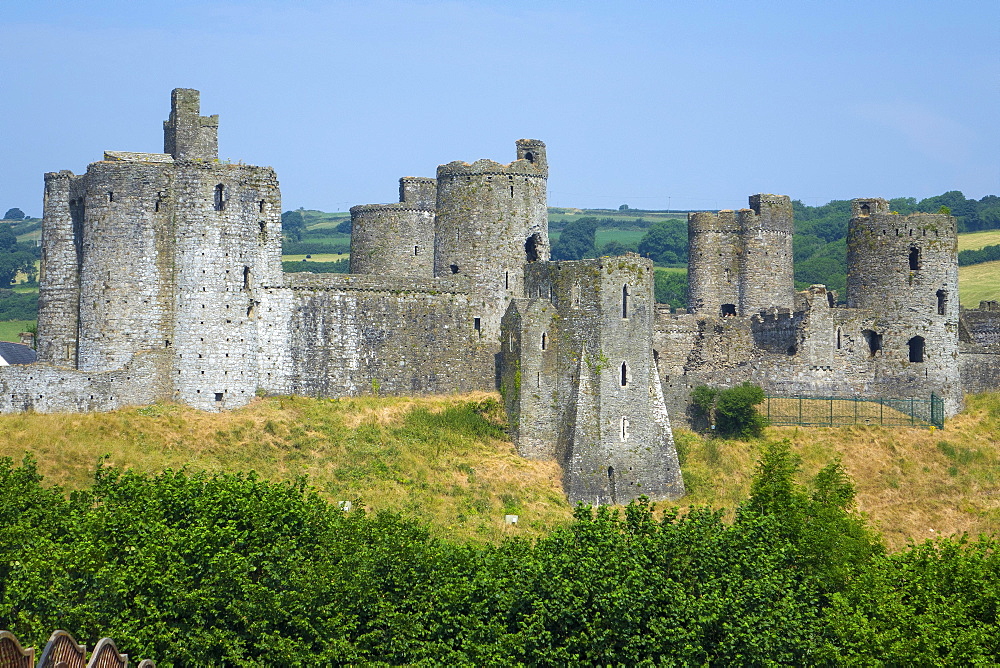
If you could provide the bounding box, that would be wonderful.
[654,270,688,307]
[715,382,767,438]
[551,217,598,260]
[691,382,767,438]
[0,447,998,664]
[637,219,687,265]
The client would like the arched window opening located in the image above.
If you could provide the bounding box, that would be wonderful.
[620,362,628,387]
[909,247,921,270]
[937,289,948,315]
[827,292,835,307]
[450,264,459,274]
[525,233,541,262]
[258,199,265,213]
[862,329,882,356]
[860,203,870,217]
[525,151,534,163]
[622,284,629,318]
[721,303,737,317]
[908,336,925,363]
[214,184,225,211]
[541,332,547,350]
[836,327,842,350]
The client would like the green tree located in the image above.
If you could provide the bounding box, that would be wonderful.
[740,441,883,595]
[654,270,688,307]
[281,209,306,241]
[637,219,687,265]
[551,217,598,260]
[598,240,636,256]
[3,208,25,220]
[0,227,33,287]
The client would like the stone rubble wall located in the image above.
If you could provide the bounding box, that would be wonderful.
[0,351,169,414]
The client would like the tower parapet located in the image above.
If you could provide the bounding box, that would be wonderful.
[163,88,219,161]
[399,177,437,209]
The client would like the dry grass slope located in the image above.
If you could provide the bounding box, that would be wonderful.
[679,392,1000,550]
[958,259,1000,306]
[3,391,1000,550]
[0,393,572,543]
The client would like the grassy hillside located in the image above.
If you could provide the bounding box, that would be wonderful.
[0,393,572,543]
[958,229,1000,252]
[2,391,1000,550]
[680,393,1000,550]
[958,260,1000,306]
[0,320,33,343]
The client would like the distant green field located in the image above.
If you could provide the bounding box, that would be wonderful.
[283,253,349,262]
[0,320,34,343]
[547,208,685,226]
[959,260,1000,306]
[549,228,648,248]
[958,230,1000,252]
[654,266,686,276]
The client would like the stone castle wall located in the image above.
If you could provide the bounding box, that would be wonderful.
[257,273,494,398]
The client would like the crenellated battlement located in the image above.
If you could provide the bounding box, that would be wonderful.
[436,159,547,179]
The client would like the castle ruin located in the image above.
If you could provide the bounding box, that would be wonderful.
[4,88,1000,505]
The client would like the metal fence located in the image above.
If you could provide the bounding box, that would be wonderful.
[763,393,944,429]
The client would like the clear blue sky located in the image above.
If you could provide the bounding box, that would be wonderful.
[2,0,997,215]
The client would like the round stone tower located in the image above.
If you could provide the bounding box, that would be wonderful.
[434,139,549,339]
[846,198,958,316]
[349,177,435,277]
[74,160,176,372]
[846,197,961,412]
[737,193,795,314]
[687,210,740,314]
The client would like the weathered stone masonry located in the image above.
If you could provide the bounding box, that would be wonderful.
[15,87,1000,504]
[6,89,682,504]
